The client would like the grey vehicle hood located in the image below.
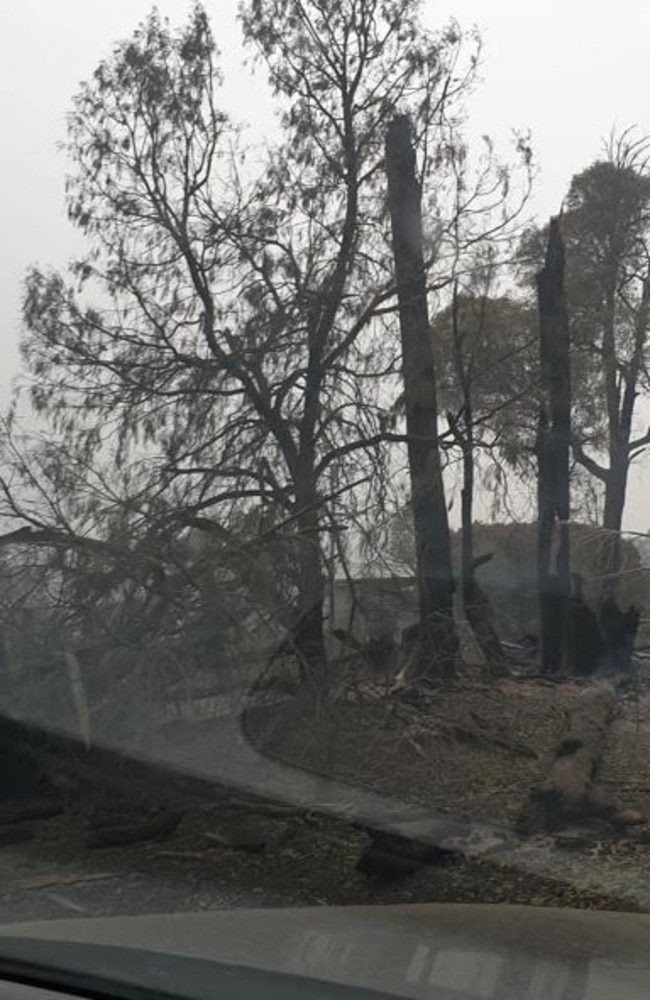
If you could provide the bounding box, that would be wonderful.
[1,903,650,999]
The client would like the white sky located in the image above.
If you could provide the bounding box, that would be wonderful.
[1,0,650,529]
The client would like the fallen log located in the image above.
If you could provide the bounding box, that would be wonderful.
[203,825,267,854]
[21,872,115,891]
[356,828,463,882]
[0,824,35,847]
[0,797,64,826]
[86,809,183,850]
[517,679,618,834]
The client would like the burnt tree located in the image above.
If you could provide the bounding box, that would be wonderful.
[386,115,457,678]
[517,679,617,833]
[568,573,604,677]
[536,217,571,673]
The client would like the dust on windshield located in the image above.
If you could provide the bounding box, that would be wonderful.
[0,0,649,925]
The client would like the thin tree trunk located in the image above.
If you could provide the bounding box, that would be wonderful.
[385,115,457,679]
[599,463,628,600]
[598,272,650,599]
[460,438,475,613]
[456,398,509,672]
[537,411,562,671]
[452,289,510,673]
[536,216,571,673]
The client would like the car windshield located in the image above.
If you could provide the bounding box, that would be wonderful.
[1,0,650,951]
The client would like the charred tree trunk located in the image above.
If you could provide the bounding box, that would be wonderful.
[386,116,457,679]
[536,217,571,673]
[292,491,326,684]
[463,576,510,674]
[517,680,617,834]
[568,573,604,676]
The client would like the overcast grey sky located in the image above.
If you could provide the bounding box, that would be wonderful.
[2,0,650,529]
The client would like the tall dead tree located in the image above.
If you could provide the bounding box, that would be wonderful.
[536,216,571,672]
[386,115,457,678]
[522,137,650,602]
